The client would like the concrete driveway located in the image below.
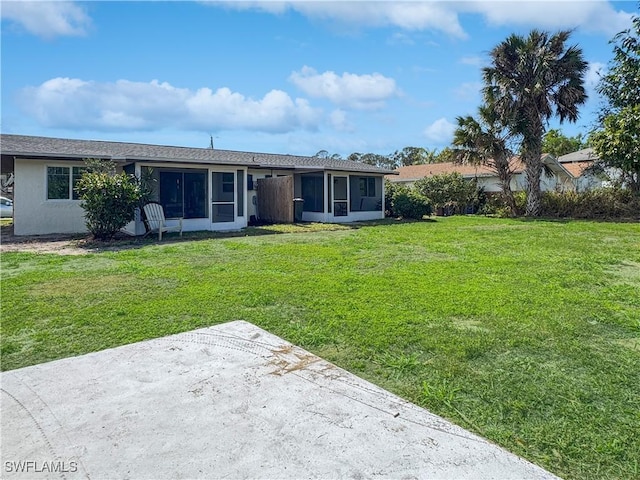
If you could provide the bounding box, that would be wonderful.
[1,321,559,479]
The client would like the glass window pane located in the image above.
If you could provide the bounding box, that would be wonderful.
[301,175,323,212]
[184,171,207,219]
[160,172,183,218]
[237,170,244,217]
[327,174,332,213]
[212,172,235,202]
[72,167,87,200]
[47,166,70,199]
[334,176,347,201]
[359,178,367,196]
[368,177,376,197]
[212,204,234,222]
[334,201,348,216]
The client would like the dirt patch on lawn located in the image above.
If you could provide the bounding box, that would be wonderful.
[0,224,142,255]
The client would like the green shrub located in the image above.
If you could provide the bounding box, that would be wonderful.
[540,188,640,219]
[384,180,405,217]
[75,160,142,240]
[414,172,482,214]
[479,194,514,217]
[392,189,432,219]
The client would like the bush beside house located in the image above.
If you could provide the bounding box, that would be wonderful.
[75,160,142,240]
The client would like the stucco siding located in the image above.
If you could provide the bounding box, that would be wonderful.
[14,159,87,236]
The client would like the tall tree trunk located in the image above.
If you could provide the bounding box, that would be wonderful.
[523,129,544,217]
[524,153,542,217]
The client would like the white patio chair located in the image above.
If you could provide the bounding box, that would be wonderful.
[143,202,183,241]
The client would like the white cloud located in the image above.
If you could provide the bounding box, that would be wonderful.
[212,1,467,38]
[18,78,322,133]
[289,66,399,109]
[208,0,632,38]
[423,118,456,145]
[464,1,633,36]
[1,1,91,38]
[329,109,355,132]
[585,61,606,90]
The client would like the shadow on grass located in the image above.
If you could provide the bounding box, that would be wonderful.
[1,217,438,254]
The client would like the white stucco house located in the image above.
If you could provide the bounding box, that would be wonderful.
[557,148,607,191]
[0,134,394,236]
[387,154,591,193]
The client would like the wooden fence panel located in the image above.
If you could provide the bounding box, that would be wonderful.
[257,176,294,223]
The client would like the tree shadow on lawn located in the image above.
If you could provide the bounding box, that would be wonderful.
[0,217,437,254]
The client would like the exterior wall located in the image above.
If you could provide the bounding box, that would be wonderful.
[14,159,88,236]
[392,170,577,193]
[14,159,386,236]
[512,171,575,192]
[576,174,604,192]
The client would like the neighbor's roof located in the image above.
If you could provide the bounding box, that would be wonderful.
[388,158,526,182]
[558,148,597,163]
[561,161,594,177]
[0,134,395,175]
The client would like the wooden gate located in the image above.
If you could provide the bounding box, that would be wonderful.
[257,176,294,223]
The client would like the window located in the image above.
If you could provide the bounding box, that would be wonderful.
[359,177,376,197]
[237,170,244,217]
[159,170,207,219]
[333,176,348,216]
[350,176,382,212]
[212,172,235,222]
[301,174,324,212]
[47,166,86,200]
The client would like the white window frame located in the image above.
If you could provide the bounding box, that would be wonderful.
[45,165,86,201]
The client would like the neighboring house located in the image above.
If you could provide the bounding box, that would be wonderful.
[387,154,583,193]
[557,148,606,191]
[0,134,394,236]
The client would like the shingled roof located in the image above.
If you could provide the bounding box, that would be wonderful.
[388,158,526,182]
[0,134,395,174]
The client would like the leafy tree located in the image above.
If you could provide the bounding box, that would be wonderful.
[590,105,640,192]
[591,11,640,193]
[483,30,588,216]
[390,147,427,166]
[433,147,456,163]
[414,172,480,214]
[451,104,518,216]
[542,129,585,157]
[348,152,398,170]
[314,150,343,160]
[75,159,142,240]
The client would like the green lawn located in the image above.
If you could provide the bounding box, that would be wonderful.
[1,216,639,479]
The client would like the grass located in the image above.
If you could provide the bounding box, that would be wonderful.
[1,216,639,479]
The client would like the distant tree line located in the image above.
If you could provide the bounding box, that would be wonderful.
[314,147,454,170]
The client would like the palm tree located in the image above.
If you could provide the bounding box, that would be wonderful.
[452,104,518,216]
[483,30,588,216]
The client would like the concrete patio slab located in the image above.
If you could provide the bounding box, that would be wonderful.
[1,321,559,479]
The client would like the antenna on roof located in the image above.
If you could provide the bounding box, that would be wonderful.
[209,134,219,150]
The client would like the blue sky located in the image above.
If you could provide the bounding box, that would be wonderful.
[1,1,637,157]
